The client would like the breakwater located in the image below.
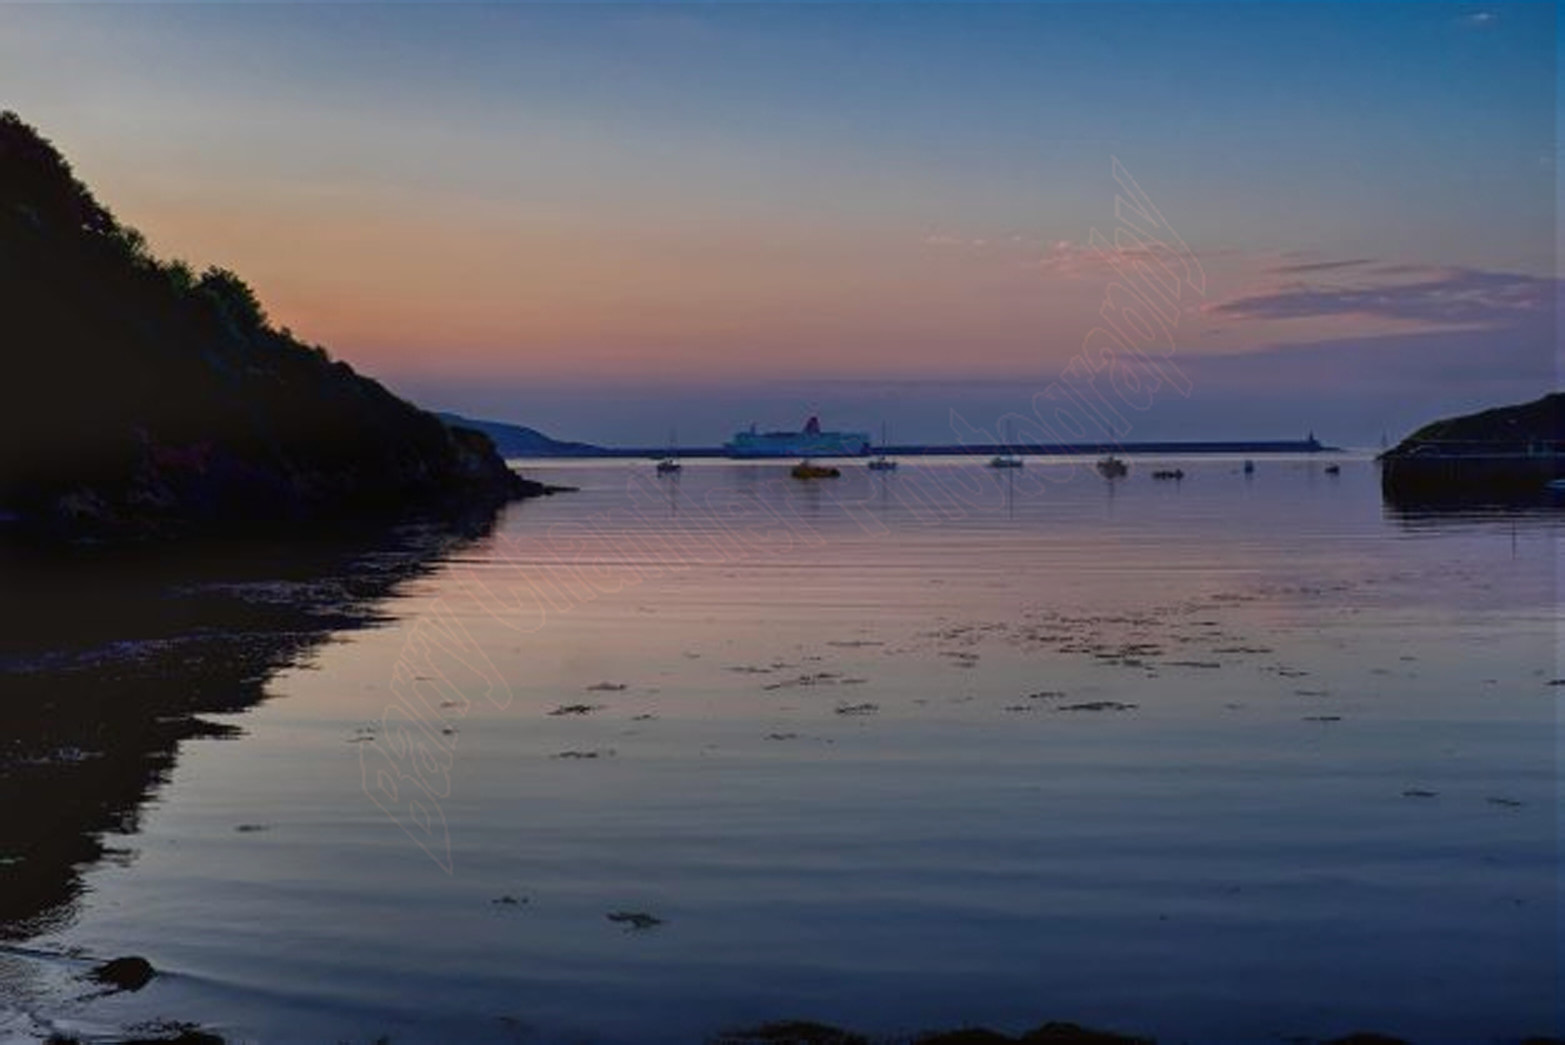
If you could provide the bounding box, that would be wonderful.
[586,438,1334,460]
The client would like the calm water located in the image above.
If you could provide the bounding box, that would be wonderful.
[5,455,1561,1043]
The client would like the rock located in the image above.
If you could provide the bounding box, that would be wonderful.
[90,955,155,991]
[915,1030,1016,1045]
[834,702,878,716]
[1019,1023,1154,1045]
[606,910,663,930]
[710,1021,869,1045]
[548,703,600,716]
[712,1019,1152,1045]
[122,1025,226,1044]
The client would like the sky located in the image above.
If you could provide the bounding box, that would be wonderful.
[0,1,1557,447]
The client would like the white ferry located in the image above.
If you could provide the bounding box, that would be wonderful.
[725,416,870,459]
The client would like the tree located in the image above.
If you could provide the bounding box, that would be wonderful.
[197,266,268,334]
[165,259,196,295]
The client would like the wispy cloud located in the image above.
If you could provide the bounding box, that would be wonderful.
[1210,265,1557,328]
[1032,239,1125,279]
[1266,257,1375,275]
[922,233,974,248]
[921,233,1117,276]
[1461,10,1497,27]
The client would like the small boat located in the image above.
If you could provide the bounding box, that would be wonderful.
[1243,459,1256,475]
[792,460,840,479]
[1150,468,1184,481]
[989,420,1024,468]
[1097,456,1128,479]
[867,422,898,471]
[1324,463,1341,476]
[655,428,682,474]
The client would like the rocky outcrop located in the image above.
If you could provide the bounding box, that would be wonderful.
[1380,393,1565,503]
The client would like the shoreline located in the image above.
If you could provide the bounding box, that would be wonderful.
[15,1002,1561,1045]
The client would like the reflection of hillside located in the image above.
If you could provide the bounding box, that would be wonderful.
[0,506,504,939]
[1380,489,1564,526]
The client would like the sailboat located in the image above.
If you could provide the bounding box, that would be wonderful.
[656,428,682,475]
[867,422,898,471]
[989,421,1024,468]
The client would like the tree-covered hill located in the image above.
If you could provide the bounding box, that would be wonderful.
[1385,393,1565,456]
[0,111,547,538]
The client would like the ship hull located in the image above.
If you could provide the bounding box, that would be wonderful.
[725,433,870,458]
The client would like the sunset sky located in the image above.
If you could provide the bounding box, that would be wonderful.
[2,2,1557,446]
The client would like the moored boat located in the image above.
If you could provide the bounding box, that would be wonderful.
[867,422,898,471]
[1097,456,1129,479]
[792,460,841,479]
[656,427,682,474]
[990,421,1024,468]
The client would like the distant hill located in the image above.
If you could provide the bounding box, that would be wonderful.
[0,111,552,538]
[436,413,607,458]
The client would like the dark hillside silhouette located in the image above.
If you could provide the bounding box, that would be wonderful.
[0,111,546,538]
[1379,392,1565,504]
[1387,392,1565,452]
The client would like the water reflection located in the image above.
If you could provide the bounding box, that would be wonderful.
[1381,488,1565,530]
[4,458,1560,1044]
[0,507,510,940]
